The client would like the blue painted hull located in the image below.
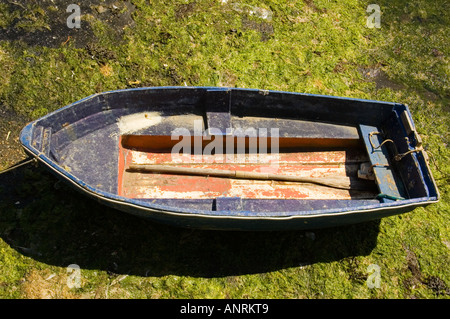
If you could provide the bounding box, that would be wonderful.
[19,87,439,230]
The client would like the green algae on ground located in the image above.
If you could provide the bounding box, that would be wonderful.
[0,0,449,299]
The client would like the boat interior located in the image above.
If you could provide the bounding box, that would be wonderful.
[26,88,437,213]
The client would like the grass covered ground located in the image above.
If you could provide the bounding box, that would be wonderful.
[0,0,449,299]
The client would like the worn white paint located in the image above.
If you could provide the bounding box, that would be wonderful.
[131,150,151,164]
[135,187,216,199]
[117,112,162,134]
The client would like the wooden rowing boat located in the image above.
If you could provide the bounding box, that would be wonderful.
[19,87,439,230]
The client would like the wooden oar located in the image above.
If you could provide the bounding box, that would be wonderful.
[127,164,370,190]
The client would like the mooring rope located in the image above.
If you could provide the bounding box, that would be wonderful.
[0,156,37,175]
[369,131,424,161]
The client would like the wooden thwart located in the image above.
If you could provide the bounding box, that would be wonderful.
[121,134,362,152]
[127,164,370,190]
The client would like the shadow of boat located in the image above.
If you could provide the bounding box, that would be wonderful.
[0,162,380,278]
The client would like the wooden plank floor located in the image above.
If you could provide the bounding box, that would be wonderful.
[118,142,377,200]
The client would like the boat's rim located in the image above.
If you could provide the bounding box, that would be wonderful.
[21,86,402,128]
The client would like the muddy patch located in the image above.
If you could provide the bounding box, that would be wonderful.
[359,65,443,101]
[241,16,274,42]
[303,0,327,14]
[0,0,135,48]
[175,2,198,21]
[359,65,406,91]
[403,247,450,297]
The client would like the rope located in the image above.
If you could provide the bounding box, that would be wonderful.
[0,156,37,175]
[369,131,400,155]
[369,131,424,162]
[394,146,424,161]
[427,150,450,180]
[376,193,405,201]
